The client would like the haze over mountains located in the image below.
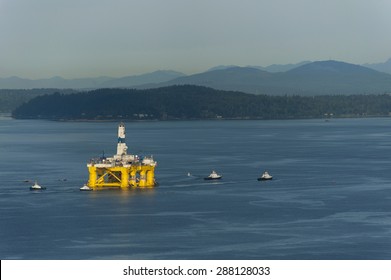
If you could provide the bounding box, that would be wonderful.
[146,60,391,95]
[0,70,185,90]
[207,61,312,73]
[363,58,391,74]
[2,59,391,95]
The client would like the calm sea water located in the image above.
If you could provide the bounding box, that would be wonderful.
[1,116,391,260]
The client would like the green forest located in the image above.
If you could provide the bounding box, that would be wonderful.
[0,88,76,113]
[11,85,391,120]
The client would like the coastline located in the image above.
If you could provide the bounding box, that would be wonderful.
[8,113,391,122]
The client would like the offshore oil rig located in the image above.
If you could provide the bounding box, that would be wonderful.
[86,123,157,189]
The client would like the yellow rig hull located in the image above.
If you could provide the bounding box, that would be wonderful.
[87,165,156,188]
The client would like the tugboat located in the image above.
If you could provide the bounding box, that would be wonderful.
[80,184,92,191]
[204,170,222,180]
[257,171,273,181]
[30,181,46,190]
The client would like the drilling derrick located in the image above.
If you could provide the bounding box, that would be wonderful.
[86,123,157,188]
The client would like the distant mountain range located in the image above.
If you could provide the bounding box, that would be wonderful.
[144,60,391,95]
[0,70,185,90]
[207,61,311,73]
[363,58,391,75]
[2,59,391,95]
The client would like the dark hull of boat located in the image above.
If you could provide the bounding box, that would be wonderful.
[204,177,222,180]
[30,187,46,190]
[257,177,272,181]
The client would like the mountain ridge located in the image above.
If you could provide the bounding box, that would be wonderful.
[2,59,391,95]
[144,60,391,95]
[0,70,185,89]
[363,58,391,74]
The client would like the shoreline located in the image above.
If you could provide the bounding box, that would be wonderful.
[8,114,391,122]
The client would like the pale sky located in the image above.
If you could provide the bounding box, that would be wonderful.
[1,0,391,79]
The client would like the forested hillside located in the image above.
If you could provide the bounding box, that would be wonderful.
[0,89,76,112]
[12,85,391,120]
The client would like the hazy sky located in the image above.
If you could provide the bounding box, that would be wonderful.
[1,0,391,78]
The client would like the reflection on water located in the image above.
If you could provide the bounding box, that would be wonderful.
[1,118,391,259]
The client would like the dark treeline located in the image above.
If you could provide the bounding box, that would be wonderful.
[11,85,391,120]
[0,88,76,113]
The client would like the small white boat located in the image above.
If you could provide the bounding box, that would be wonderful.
[258,171,273,181]
[30,181,46,190]
[204,170,222,180]
[80,184,92,191]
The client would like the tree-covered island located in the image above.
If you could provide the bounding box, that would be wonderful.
[11,85,391,120]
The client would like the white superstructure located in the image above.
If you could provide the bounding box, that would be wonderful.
[204,170,222,180]
[30,181,46,190]
[87,123,157,168]
[115,122,128,157]
[258,171,273,181]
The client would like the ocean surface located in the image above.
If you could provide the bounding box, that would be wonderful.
[1,116,391,260]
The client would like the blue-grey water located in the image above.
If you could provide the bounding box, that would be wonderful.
[1,116,391,260]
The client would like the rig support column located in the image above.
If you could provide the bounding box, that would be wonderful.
[146,169,155,186]
[129,168,137,186]
[88,166,97,188]
[139,169,147,187]
[120,168,129,188]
